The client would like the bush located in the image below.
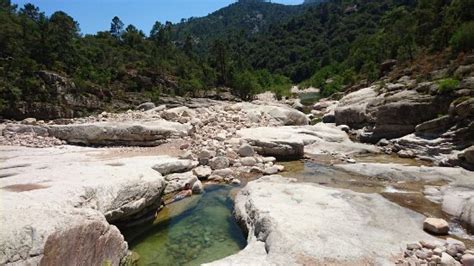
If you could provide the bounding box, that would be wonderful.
[450,22,474,52]
[437,78,460,93]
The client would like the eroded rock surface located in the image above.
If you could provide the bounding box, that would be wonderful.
[237,123,378,159]
[48,121,191,146]
[0,146,167,265]
[209,175,436,265]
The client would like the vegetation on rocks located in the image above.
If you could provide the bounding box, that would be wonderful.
[0,0,473,119]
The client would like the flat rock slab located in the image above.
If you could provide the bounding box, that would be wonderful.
[209,175,436,265]
[335,163,474,230]
[48,121,191,146]
[237,123,378,159]
[0,146,168,265]
[335,163,474,183]
[233,102,309,125]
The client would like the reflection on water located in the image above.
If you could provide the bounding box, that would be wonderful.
[126,184,246,266]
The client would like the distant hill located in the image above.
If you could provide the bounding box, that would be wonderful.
[171,0,320,52]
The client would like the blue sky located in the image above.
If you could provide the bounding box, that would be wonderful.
[12,0,304,35]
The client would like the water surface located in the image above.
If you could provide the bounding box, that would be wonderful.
[127,184,246,266]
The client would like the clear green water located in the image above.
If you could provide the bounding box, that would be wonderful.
[127,184,246,266]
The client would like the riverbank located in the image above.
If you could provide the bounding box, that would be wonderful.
[1,88,473,264]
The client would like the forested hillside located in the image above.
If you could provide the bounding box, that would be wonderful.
[171,0,309,53]
[231,0,474,95]
[0,0,473,119]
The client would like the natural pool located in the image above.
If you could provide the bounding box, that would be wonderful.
[126,184,246,266]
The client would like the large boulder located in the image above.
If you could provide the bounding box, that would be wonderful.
[233,102,309,125]
[0,146,167,265]
[209,175,436,265]
[335,86,451,143]
[152,157,198,175]
[47,121,191,146]
[237,123,378,159]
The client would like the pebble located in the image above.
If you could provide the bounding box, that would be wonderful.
[240,157,257,166]
[238,144,255,157]
[423,217,449,235]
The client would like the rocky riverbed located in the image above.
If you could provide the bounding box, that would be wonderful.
[1,74,473,265]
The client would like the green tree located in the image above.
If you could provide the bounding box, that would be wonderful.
[110,16,124,39]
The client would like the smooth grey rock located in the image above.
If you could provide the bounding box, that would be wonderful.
[423,218,449,235]
[238,144,255,157]
[441,252,460,265]
[192,180,204,194]
[240,157,257,166]
[48,121,191,146]
[209,156,230,170]
[237,124,378,159]
[137,102,155,111]
[335,86,450,142]
[212,168,234,178]
[0,146,166,265]
[152,158,198,175]
[164,171,198,194]
[263,166,279,175]
[192,166,212,179]
[209,175,436,265]
[234,102,309,126]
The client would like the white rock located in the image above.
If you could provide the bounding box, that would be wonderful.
[164,171,198,194]
[423,218,449,235]
[0,146,165,265]
[192,166,212,179]
[152,158,198,175]
[210,175,437,265]
[240,157,257,166]
[263,166,279,175]
[192,180,204,194]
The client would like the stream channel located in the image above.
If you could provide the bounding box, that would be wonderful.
[124,155,473,265]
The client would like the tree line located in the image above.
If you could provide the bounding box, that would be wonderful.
[0,0,473,116]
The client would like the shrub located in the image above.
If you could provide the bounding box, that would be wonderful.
[437,78,460,93]
[450,22,474,52]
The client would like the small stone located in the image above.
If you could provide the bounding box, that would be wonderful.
[446,238,466,254]
[407,242,423,250]
[416,250,429,260]
[275,165,285,172]
[346,158,356,164]
[198,149,213,165]
[179,151,194,160]
[240,157,257,166]
[180,143,190,150]
[440,252,460,265]
[461,254,474,266]
[263,166,279,175]
[433,247,444,256]
[231,179,241,185]
[423,218,449,235]
[263,157,276,163]
[208,175,223,182]
[212,168,234,178]
[192,180,203,194]
[420,240,438,250]
[209,156,229,170]
[21,118,37,125]
[193,166,212,179]
[215,133,226,141]
[238,144,255,157]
